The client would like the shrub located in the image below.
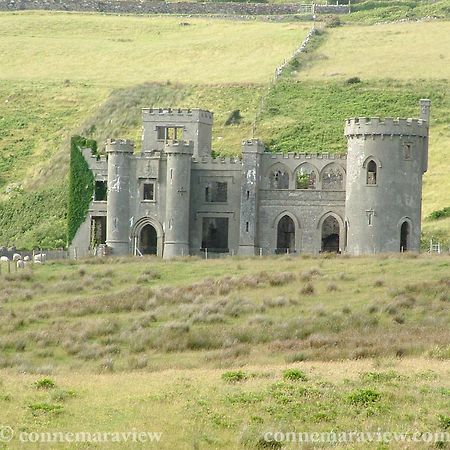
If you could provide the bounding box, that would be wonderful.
[29,402,63,415]
[347,388,381,406]
[34,378,56,389]
[324,15,341,28]
[346,76,361,84]
[222,370,247,383]
[283,369,307,381]
[438,414,450,430]
[224,109,242,126]
[300,283,315,295]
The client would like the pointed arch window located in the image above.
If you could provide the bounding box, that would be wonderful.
[366,160,377,185]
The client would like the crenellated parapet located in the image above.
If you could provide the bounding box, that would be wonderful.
[264,152,347,161]
[345,117,428,139]
[164,140,194,156]
[143,108,213,124]
[192,155,240,166]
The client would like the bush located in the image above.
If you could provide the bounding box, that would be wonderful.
[346,76,361,84]
[33,378,56,389]
[282,368,307,381]
[221,370,247,383]
[347,388,381,406]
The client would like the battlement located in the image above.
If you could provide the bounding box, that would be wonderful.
[105,139,135,153]
[164,139,194,155]
[192,155,241,167]
[345,117,428,138]
[263,152,347,161]
[142,108,213,124]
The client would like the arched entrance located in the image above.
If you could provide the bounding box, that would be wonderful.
[277,215,295,253]
[140,224,157,255]
[322,216,340,252]
[400,221,410,252]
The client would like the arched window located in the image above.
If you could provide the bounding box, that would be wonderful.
[269,167,289,190]
[295,164,317,190]
[367,160,377,185]
[322,164,344,190]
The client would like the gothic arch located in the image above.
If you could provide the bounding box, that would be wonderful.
[317,212,344,253]
[266,162,291,190]
[132,217,164,257]
[320,162,346,190]
[272,211,301,253]
[294,162,319,190]
[397,216,413,252]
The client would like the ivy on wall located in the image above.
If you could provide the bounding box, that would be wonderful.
[67,135,98,245]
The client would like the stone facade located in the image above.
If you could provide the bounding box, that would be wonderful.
[70,100,430,258]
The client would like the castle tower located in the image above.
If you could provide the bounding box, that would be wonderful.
[344,100,430,254]
[238,139,264,255]
[142,108,213,158]
[105,139,134,255]
[163,140,194,259]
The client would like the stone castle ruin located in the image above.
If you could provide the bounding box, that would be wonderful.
[70,99,431,258]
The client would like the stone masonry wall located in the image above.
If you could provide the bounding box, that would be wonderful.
[0,0,349,16]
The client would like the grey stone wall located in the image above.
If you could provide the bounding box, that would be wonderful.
[0,0,349,16]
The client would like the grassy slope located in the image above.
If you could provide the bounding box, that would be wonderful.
[0,12,308,248]
[0,254,448,448]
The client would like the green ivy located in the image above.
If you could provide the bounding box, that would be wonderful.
[67,135,97,245]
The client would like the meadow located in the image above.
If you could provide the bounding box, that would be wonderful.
[0,254,448,448]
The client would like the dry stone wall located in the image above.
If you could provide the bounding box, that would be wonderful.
[0,0,349,16]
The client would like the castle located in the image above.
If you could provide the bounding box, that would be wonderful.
[70,99,431,258]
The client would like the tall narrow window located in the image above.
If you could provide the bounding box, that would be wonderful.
[367,160,377,185]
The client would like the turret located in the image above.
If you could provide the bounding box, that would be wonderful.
[238,139,264,255]
[105,139,134,255]
[163,140,194,259]
[344,100,430,254]
[142,108,213,158]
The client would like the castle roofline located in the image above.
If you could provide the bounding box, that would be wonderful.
[345,117,428,138]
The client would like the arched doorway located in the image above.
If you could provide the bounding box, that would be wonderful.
[400,221,410,252]
[322,216,340,252]
[140,224,157,255]
[277,215,295,253]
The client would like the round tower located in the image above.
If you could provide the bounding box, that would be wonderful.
[344,102,430,254]
[163,140,194,259]
[105,139,134,255]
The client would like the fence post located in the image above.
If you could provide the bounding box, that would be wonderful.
[205,248,208,260]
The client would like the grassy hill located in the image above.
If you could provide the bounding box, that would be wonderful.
[0,254,448,448]
[0,9,449,249]
[0,12,308,248]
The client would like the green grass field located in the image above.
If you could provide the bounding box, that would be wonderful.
[0,13,307,85]
[0,254,448,448]
[295,22,450,81]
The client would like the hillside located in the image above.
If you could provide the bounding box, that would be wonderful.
[0,254,448,448]
[0,9,449,249]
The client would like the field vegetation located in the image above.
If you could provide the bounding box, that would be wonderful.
[0,254,448,448]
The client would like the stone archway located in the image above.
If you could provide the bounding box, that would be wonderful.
[276,215,296,253]
[321,215,340,253]
[132,218,164,257]
[400,221,410,252]
[140,224,158,255]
